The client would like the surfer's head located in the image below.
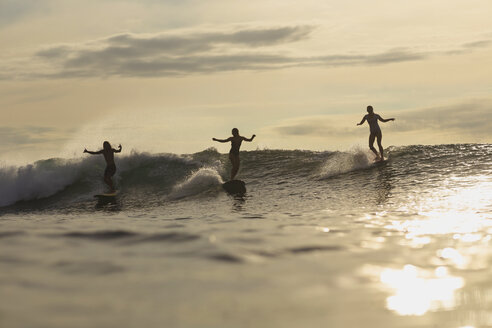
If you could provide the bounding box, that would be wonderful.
[367,105,374,114]
[232,128,239,136]
[103,141,111,150]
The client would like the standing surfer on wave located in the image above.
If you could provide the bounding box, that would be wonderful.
[84,141,122,193]
[212,128,256,181]
[357,105,395,161]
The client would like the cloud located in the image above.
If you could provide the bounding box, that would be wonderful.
[388,99,492,136]
[3,26,492,79]
[0,126,66,147]
[0,0,51,27]
[26,26,314,78]
[273,117,359,138]
[0,125,73,163]
[271,99,492,140]
[462,40,492,49]
[444,39,492,55]
[40,26,313,59]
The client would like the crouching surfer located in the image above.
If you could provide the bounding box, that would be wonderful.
[84,141,122,193]
[212,128,255,181]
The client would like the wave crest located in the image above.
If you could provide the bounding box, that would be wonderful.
[0,159,87,207]
[170,168,224,200]
[318,148,373,178]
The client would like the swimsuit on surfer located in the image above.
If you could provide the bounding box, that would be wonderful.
[365,114,382,135]
[230,139,242,156]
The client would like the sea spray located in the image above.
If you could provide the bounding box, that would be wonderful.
[169,168,224,200]
[0,158,90,207]
[116,152,199,190]
[318,147,373,178]
[0,150,225,207]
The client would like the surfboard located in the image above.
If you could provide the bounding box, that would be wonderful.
[222,180,246,194]
[94,191,118,199]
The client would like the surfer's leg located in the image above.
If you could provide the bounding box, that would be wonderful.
[229,153,240,180]
[104,176,114,192]
[377,132,384,160]
[369,134,378,157]
[231,159,240,180]
[104,165,116,192]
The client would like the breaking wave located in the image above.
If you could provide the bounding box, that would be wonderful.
[0,144,489,209]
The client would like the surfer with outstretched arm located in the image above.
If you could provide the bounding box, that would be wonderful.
[212,128,256,181]
[84,141,122,193]
[357,105,395,161]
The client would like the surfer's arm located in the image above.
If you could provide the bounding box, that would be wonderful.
[113,145,122,153]
[84,149,103,155]
[243,135,256,142]
[357,116,367,126]
[378,116,395,123]
[212,137,231,143]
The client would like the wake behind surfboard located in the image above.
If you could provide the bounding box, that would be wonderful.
[222,180,246,194]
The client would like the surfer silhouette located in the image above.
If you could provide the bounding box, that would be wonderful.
[84,141,122,193]
[357,106,395,161]
[213,128,255,181]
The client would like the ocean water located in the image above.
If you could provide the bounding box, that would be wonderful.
[1,144,491,328]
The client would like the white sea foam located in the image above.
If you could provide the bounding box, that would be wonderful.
[0,159,85,207]
[169,168,224,200]
[318,147,374,178]
[0,150,223,207]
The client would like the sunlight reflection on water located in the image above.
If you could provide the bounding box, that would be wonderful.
[386,178,492,250]
[361,264,464,316]
[363,175,492,318]
[381,264,464,316]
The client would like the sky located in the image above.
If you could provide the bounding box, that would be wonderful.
[1,0,491,163]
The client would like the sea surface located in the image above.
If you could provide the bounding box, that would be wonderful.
[1,144,491,328]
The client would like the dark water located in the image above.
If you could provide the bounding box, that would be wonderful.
[1,144,491,327]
